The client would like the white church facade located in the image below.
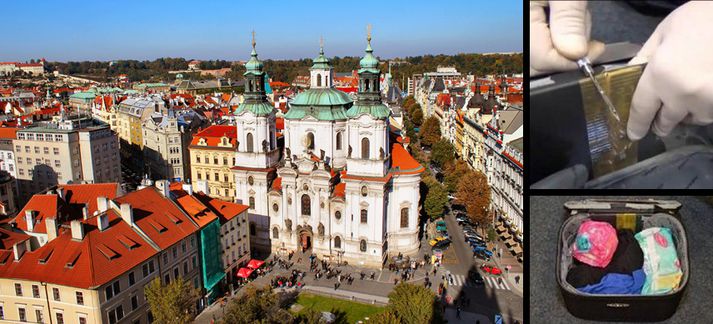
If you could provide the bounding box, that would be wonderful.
[232,32,423,268]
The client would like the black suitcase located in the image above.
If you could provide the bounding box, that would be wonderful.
[557,199,689,322]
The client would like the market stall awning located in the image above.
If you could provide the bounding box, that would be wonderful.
[504,239,516,247]
[495,225,506,233]
[500,231,511,239]
[511,245,523,255]
[247,259,265,270]
[236,267,254,278]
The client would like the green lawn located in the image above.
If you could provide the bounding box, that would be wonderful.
[293,293,384,323]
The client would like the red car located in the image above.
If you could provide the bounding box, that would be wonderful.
[480,264,502,275]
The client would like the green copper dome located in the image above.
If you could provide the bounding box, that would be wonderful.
[234,102,274,116]
[244,47,264,76]
[358,41,379,74]
[346,103,390,119]
[311,45,331,70]
[285,88,352,121]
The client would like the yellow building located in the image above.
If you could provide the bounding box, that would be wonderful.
[188,125,238,202]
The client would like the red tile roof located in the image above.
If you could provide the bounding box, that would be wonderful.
[271,177,282,192]
[276,117,284,131]
[0,127,18,139]
[333,183,345,198]
[391,143,424,175]
[194,191,248,224]
[190,125,237,147]
[114,187,199,249]
[0,210,159,289]
[60,183,120,217]
[0,227,31,250]
[14,195,60,233]
[175,194,219,228]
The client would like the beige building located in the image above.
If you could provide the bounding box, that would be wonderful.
[142,113,191,181]
[13,115,121,204]
[188,125,237,202]
[116,96,165,173]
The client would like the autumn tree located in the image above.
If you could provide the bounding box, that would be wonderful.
[408,103,421,117]
[221,285,294,324]
[386,283,441,324]
[411,108,423,127]
[369,310,402,324]
[424,177,448,221]
[430,139,455,168]
[455,170,491,231]
[420,116,441,147]
[144,277,201,324]
[443,160,470,193]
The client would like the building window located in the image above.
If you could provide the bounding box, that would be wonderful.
[336,132,342,150]
[307,132,315,150]
[272,227,279,239]
[246,133,254,152]
[108,305,124,324]
[18,307,26,322]
[172,246,177,259]
[301,194,311,216]
[213,157,218,164]
[335,210,341,220]
[224,174,229,182]
[173,267,179,279]
[32,284,40,298]
[15,283,22,296]
[132,295,139,310]
[401,208,409,228]
[316,73,322,87]
[360,239,367,252]
[361,186,368,197]
[334,236,341,249]
[361,209,368,223]
[214,173,219,181]
[55,312,64,324]
[361,137,370,159]
[53,287,60,301]
[196,155,201,163]
[197,172,202,180]
[183,260,188,275]
[272,203,278,212]
[79,316,87,324]
[76,291,84,305]
[35,310,43,323]
[129,272,135,286]
[250,222,256,236]
[248,176,254,185]
[249,197,255,209]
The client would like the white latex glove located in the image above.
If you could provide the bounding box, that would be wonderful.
[530,0,605,76]
[628,2,713,140]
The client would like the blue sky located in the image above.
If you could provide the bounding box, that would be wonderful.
[3,0,522,62]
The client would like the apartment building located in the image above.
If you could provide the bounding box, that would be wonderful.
[188,125,237,202]
[142,112,191,181]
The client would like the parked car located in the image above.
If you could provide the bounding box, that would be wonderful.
[474,250,492,261]
[432,239,452,250]
[429,236,448,246]
[468,270,484,285]
[468,239,487,249]
[464,232,484,241]
[481,264,502,275]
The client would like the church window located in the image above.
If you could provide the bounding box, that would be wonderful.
[361,186,368,197]
[334,236,341,249]
[360,239,367,252]
[360,209,368,223]
[246,133,254,152]
[361,137,370,159]
[272,227,279,239]
[272,203,279,212]
[336,132,342,150]
[365,80,370,91]
[335,210,341,220]
[307,132,315,150]
[317,74,322,87]
[301,194,311,216]
[249,197,255,209]
[400,208,409,228]
[248,176,254,185]
[318,223,324,238]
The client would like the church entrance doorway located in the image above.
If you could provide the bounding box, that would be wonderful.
[299,230,312,252]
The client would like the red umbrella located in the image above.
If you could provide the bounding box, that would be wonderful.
[236,267,254,278]
[247,259,265,270]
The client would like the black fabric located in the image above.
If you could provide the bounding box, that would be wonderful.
[567,229,644,288]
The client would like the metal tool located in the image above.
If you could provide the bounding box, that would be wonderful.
[577,57,623,125]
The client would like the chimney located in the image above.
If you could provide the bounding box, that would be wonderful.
[70,220,84,241]
[57,188,64,200]
[155,180,170,198]
[97,213,109,231]
[25,210,35,232]
[120,203,134,225]
[12,241,27,261]
[46,217,58,242]
[182,183,193,196]
[97,197,108,213]
[82,204,89,220]
[194,180,209,195]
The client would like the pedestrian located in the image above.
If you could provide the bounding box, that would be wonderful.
[394,278,398,285]
[515,275,520,284]
[456,306,461,319]
[334,282,338,290]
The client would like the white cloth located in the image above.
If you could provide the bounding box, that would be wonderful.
[628,2,713,140]
[530,0,605,76]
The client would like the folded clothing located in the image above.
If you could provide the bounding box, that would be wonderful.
[567,229,644,288]
[577,269,646,295]
[571,220,619,268]
[635,227,683,295]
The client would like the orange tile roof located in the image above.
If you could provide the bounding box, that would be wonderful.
[271,177,282,192]
[14,195,60,233]
[0,127,18,139]
[60,183,120,217]
[276,117,284,131]
[114,187,199,250]
[0,210,159,289]
[0,227,31,250]
[391,143,424,175]
[175,194,219,228]
[194,191,248,224]
[333,183,345,198]
[190,125,237,147]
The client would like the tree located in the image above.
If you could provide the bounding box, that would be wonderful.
[221,285,294,324]
[386,283,441,324]
[402,96,416,113]
[455,170,491,230]
[430,139,455,168]
[420,117,441,147]
[424,177,448,221]
[369,310,402,324]
[443,160,470,193]
[144,277,201,324]
[408,103,421,117]
[411,108,423,127]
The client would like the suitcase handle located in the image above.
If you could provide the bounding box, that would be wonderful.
[606,303,630,308]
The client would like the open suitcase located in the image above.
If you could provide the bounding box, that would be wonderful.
[557,199,689,321]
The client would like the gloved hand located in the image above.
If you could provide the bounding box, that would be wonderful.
[628,2,713,140]
[530,0,605,76]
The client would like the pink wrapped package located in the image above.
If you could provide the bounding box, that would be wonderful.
[571,220,619,268]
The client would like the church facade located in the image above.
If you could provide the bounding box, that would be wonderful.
[233,33,423,268]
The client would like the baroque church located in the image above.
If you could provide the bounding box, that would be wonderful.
[232,31,424,268]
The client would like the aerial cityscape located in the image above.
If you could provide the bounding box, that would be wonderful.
[0,1,522,323]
